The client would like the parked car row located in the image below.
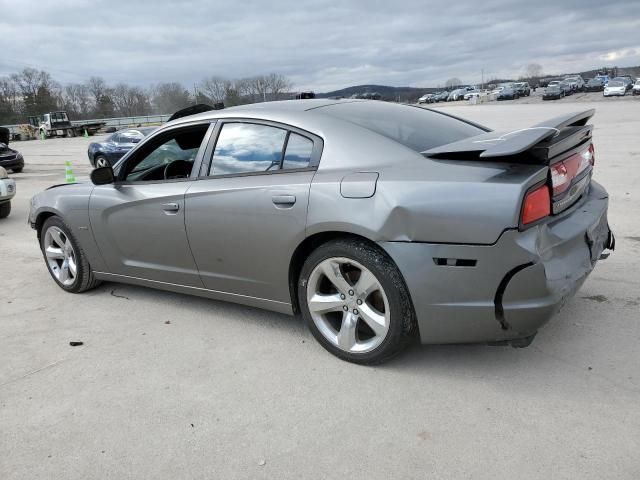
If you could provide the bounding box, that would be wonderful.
[418,86,482,104]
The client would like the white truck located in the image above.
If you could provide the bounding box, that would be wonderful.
[0,166,16,218]
[28,111,105,138]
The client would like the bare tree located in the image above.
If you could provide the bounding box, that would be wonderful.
[199,76,227,103]
[0,76,22,123]
[266,73,293,100]
[152,82,192,114]
[62,83,91,119]
[247,75,270,102]
[524,63,543,80]
[445,77,463,89]
[112,83,151,116]
[86,77,107,107]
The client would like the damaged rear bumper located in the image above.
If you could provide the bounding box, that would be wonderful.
[380,181,613,345]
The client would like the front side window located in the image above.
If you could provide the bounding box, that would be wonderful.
[283,133,313,169]
[121,125,208,182]
[210,123,287,176]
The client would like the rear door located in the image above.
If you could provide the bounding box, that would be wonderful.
[185,120,322,303]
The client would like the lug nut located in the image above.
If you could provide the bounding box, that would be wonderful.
[340,294,346,300]
[343,305,348,311]
[356,299,363,305]
[348,290,354,296]
[353,309,359,315]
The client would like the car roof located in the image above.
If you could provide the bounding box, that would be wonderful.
[166,99,373,128]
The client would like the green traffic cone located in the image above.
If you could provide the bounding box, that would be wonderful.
[83,128,88,138]
[64,161,76,183]
[40,130,45,140]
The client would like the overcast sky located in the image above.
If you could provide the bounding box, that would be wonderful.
[1,0,639,92]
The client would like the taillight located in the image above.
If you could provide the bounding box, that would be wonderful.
[587,143,595,166]
[521,184,551,226]
[550,143,594,196]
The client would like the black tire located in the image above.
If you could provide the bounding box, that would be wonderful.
[0,201,10,219]
[298,238,417,365]
[11,167,23,173]
[40,216,101,293]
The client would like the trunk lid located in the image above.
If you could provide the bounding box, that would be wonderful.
[423,110,595,217]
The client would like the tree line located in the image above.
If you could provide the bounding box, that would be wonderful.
[0,68,293,125]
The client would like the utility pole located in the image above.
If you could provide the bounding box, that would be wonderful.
[481,69,484,90]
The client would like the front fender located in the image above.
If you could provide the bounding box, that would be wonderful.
[30,183,108,272]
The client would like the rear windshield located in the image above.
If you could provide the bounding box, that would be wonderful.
[316,102,486,152]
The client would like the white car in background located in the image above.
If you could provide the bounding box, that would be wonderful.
[632,79,640,96]
[564,76,585,91]
[603,80,626,97]
[0,166,16,218]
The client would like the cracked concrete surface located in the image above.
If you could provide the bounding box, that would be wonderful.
[1,101,639,479]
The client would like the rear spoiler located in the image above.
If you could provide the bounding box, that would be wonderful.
[423,109,595,162]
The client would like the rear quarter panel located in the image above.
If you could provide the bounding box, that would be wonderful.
[308,152,547,245]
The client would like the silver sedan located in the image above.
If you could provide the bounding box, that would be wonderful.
[29,100,614,364]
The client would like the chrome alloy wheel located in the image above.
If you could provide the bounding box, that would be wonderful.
[44,226,77,286]
[95,157,108,168]
[306,257,390,353]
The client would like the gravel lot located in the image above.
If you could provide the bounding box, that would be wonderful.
[1,100,639,479]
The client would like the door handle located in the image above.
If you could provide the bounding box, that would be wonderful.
[162,202,180,213]
[272,195,296,206]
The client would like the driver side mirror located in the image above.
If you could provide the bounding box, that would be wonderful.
[90,166,115,185]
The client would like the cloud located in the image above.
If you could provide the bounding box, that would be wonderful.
[1,0,638,91]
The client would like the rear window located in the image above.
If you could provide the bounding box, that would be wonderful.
[316,102,486,152]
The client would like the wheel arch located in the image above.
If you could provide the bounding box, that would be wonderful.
[35,210,59,240]
[288,230,412,315]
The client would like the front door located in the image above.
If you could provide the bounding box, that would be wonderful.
[89,122,213,287]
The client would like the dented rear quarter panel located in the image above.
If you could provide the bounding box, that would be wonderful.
[308,151,547,245]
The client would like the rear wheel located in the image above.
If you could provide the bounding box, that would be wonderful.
[298,239,416,364]
[40,216,101,293]
[0,202,10,219]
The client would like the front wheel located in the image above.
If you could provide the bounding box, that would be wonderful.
[11,167,23,173]
[40,216,101,293]
[298,239,416,364]
[94,155,109,168]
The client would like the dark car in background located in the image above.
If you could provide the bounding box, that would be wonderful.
[497,87,519,100]
[437,91,451,102]
[513,82,531,96]
[87,127,157,167]
[0,127,24,173]
[559,80,574,95]
[542,85,564,100]
[584,78,605,92]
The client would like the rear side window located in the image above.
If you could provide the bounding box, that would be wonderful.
[211,123,287,175]
[317,102,486,152]
[283,133,313,169]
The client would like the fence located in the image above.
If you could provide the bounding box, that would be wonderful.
[1,114,172,139]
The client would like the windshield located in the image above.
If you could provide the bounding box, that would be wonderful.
[608,81,623,87]
[316,102,486,153]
